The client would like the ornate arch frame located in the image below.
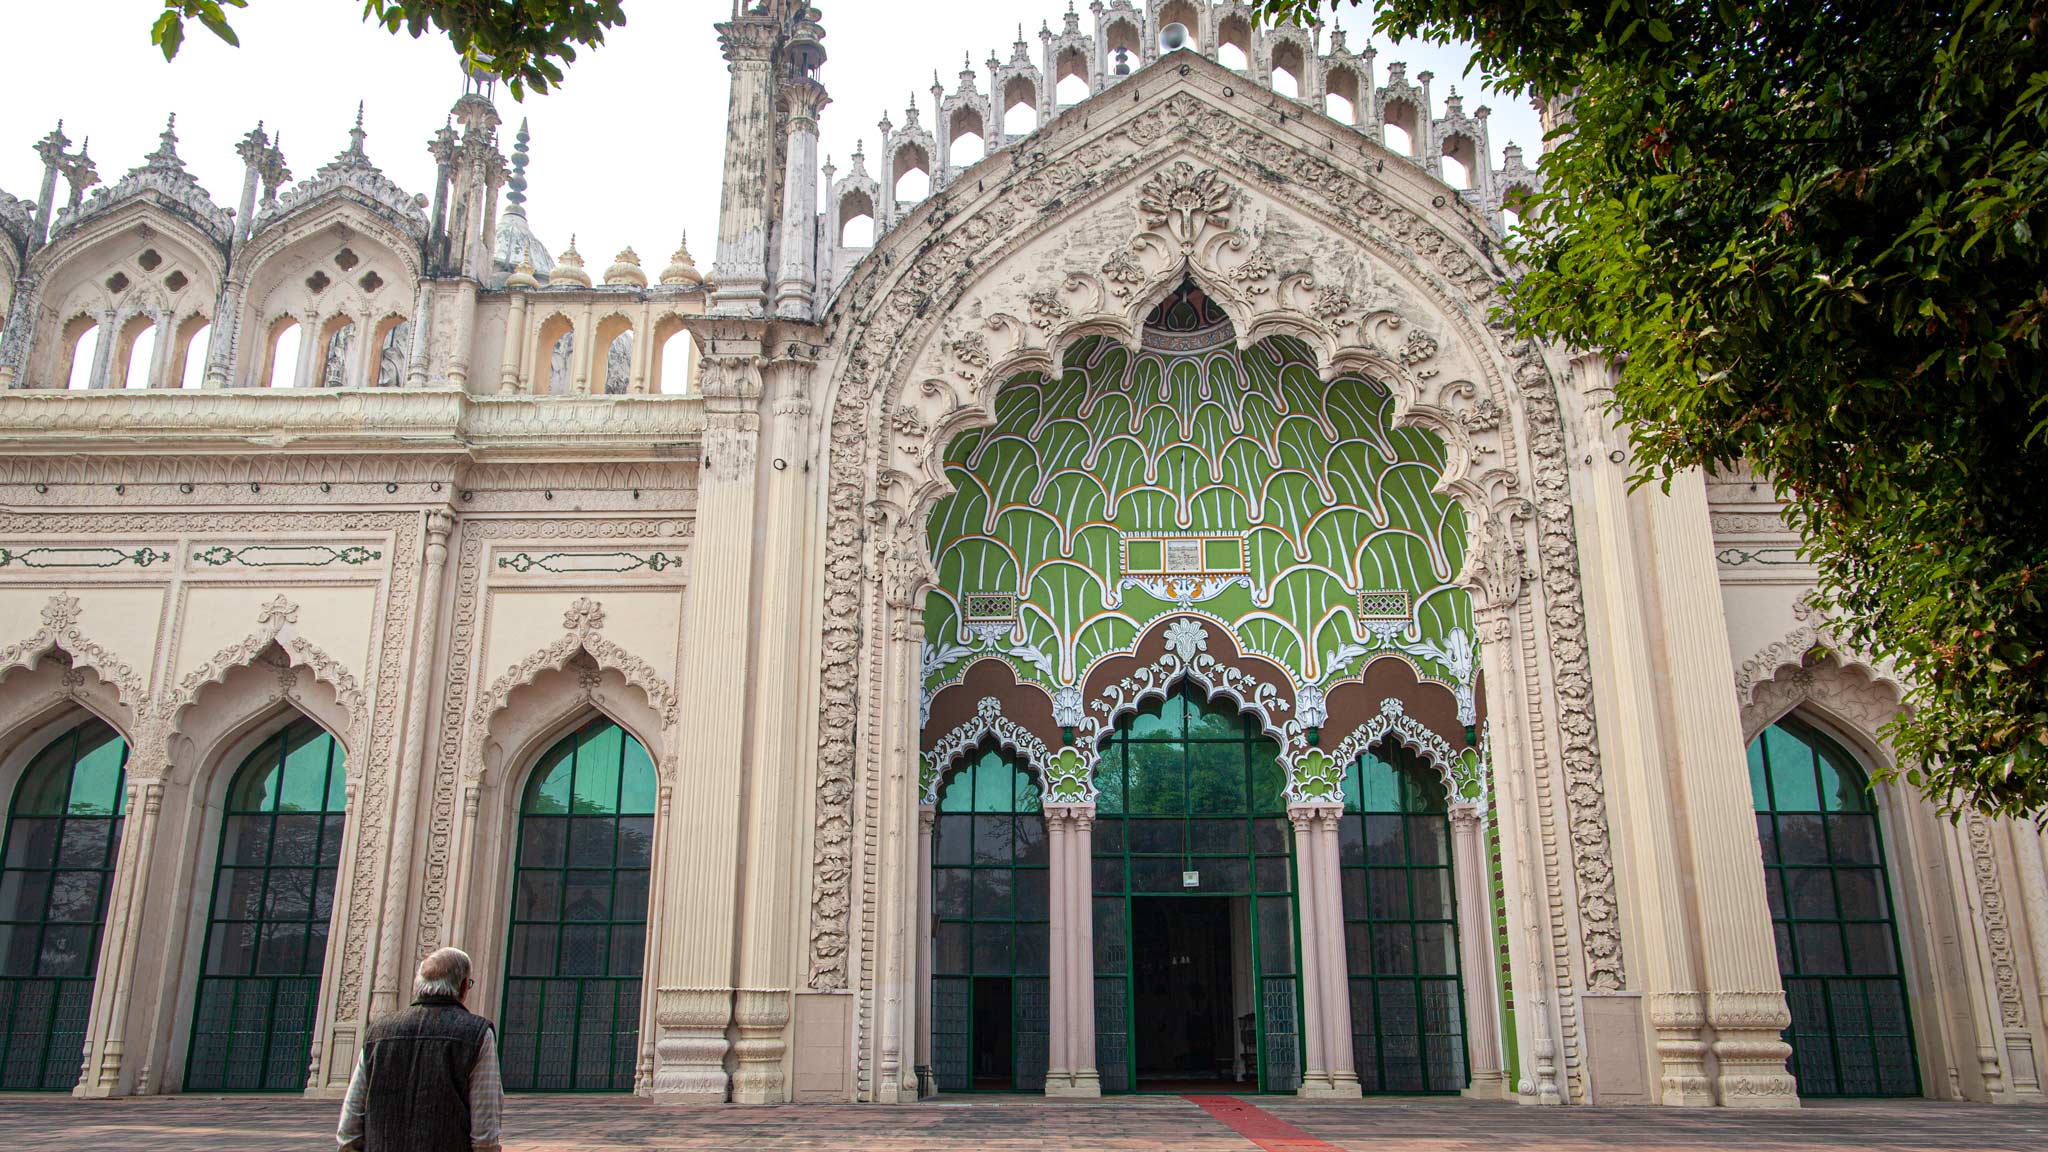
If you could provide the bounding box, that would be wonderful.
[807,55,1619,1101]
[449,596,680,1093]
[1737,644,2041,1101]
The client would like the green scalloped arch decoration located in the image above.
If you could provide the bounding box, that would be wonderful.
[924,329,1473,719]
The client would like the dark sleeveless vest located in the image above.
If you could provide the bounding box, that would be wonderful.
[361,994,493,1152]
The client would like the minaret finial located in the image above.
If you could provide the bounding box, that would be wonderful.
[347,102,368,157]
[507,117,531,215]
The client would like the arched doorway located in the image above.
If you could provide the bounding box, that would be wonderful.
[928,743,1050,1092]
[1340,737,1466,1092]
[0,718,127,1090]
[500,717,653,1092]
[186,715,347,1091]
[1091,684,1298,1093]
[1747,715,1918,1096]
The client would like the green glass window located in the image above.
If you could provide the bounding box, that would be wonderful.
[501,718,654,1092]
[1339,737,1465,1092]
[930,744,1049,1092]
[1749,716,1917,1096]
[0,719,127,1091]
[1091,684,1298,1093]
[187,717,347,1091]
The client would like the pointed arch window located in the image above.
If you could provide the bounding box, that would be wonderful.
[0,719,127,1090]
[1339,737,1465,1093]
[501,718,654,1092]
[1749,716,1918,1096]
[929,744,1049,1092]
[186,718,347,1091]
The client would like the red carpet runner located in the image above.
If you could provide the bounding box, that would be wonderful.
[1185,1096,1346,1152]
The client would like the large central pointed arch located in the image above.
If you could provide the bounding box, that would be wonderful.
[806,51,1618,1103]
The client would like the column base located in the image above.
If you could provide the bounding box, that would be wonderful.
[650,987,734,1104]
[1461,1071,1507,1100]
[730,989,791,1104]
[1296,1070,1362,1099]
[1707,991,1799,1109]
[1045,1070,1101,1098]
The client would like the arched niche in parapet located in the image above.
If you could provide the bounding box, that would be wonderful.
[23,205,223,389]
[1003,75,1039,136]
[1323,64,1363,125]
[593,311,637,395]
[235,200,419,388]
[534,311,577,395]
[949,107,987,167]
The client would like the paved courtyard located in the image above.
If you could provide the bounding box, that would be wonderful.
[1,1093,2044,1151]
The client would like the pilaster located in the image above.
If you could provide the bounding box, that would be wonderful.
[1645,469,1797,1107]
[370,510,454,1018]
[652,338,766,1101]
[730,347,819,1102]
[1451,804,1506,1098]
[1563,353,1712,1105]
[74,779,163,1097]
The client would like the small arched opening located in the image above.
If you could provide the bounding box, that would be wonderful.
[1003,78,1038,137]
[537,315,576,395]
[1269,41,1306,100]
[594,314,636,395]
[62,316,100,391]
[893,143,932,206]
[653,321,695,396]
[263,318,303,388]
[838,189,877,248]
[1383,100,1421,157]
[174,315,210,389]
[950,110,987,167]
[114,314,157,390]
[372,315,410,388]
[1324,66,1360,123]
[318,317,357,388]
[1054,50,1091,105]
[1441,135,1478,191]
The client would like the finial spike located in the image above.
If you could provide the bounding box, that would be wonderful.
[354,101,365,129]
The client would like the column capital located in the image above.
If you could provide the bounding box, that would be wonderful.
[715,16,780,66]
[1287,801,1342,825]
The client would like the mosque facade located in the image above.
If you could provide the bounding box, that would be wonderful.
[0,0,2044,1109]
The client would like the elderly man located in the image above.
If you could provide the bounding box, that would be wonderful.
[337,947,502,1152]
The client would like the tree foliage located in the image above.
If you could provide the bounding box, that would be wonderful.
[151,0,628,97]
[1254,1,2048,817]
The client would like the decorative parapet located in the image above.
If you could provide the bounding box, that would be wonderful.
[49,116,233,247]
[0,389,704,458]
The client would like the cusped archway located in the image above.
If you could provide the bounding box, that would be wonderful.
[807,52,1618,1103]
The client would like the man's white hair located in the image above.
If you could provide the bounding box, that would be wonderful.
[415,946,472,999]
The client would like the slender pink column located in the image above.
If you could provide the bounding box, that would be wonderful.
[1315,810,1359,1093]
[915,808,935,1082]
[1044,811,1071,1091]
[1288,805,1333,1094]
[1068,809,1099,1094]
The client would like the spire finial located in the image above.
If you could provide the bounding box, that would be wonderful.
[346,102,368,157]
[146,114,183,170]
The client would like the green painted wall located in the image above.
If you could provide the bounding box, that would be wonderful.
[922,331,1475,710]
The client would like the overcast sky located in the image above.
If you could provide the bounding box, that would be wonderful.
[4,2,1540,271]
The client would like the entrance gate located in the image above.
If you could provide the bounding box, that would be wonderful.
[1091,685,1300,1093]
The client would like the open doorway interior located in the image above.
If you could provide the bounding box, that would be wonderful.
[1131,895,1258,1092]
